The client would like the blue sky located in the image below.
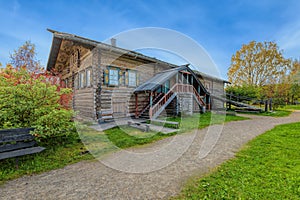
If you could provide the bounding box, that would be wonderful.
[0,0,300,79]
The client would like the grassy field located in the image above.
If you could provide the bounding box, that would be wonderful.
[255,110,291,117]
[0,112,246,184]
[282,104,300,110]
[173,122,300,200]
[234,109,292,117]
[105,112,247,148]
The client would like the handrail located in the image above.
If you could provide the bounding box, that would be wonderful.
[138,93,163,117]
[149,84,178,118]
[192,86,206,105]
[149,83,206,118]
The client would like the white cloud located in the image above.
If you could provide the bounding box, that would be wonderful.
[275,11,300,59]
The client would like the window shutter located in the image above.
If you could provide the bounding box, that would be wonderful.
[119,70,123,85]
[125,70,129,86]
[104,69,109,85]
[136,72,139,86]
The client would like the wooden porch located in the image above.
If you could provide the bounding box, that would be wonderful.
[133,66,211,119]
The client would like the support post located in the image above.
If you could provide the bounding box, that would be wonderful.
[150,92,153,107]
[176,97,179,116]
[229,93,232,110]
[265,100,268,112]
[135,93,138,118]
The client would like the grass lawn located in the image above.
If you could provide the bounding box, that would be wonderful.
[282,104,300,110]
[235,109,292,117]
[103,112,247,149]
[256,109,291,117]
[172,122,300,200]
[0,112,247,184]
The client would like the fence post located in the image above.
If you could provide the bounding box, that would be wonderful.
[229,93,232,110]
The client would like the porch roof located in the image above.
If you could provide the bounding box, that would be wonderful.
[134,66,186,92]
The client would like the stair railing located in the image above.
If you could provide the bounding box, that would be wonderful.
[148,83,207,118]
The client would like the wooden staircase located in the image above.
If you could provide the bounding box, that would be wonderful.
[146,84,206,119]
[138,93,164,119]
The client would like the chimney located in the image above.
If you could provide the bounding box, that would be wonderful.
[111,38,116,47]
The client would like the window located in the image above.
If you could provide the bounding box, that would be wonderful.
[79,71,85,88]
[109,68,119,86]
[74,74,78,89]
[128,70,137,87]
[86,68,92,87]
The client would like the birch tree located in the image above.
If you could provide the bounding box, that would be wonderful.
[10,41,43,73]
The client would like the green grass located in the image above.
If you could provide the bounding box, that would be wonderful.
[173,122,300,200]
[103,112,247,149]
[282,104,300,110]
[0,112,247,184]
[169,112,247,132]
[105,126,178,148]
[236,109,292,117]
[258,110,291,117]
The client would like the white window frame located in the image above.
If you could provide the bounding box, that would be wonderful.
[79,71,85,88]
[109,68,119,86]
[128,70,137,87]
[86,68,92,87]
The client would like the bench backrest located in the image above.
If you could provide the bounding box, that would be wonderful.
[0,128,36,153]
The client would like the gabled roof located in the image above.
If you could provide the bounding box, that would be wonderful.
[134,65,209,94]
[47,29,229,84]
[46,29,178,71]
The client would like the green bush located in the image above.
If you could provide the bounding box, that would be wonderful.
[33,109,79,146]
[226,84,261,99]
[0,66,76,146]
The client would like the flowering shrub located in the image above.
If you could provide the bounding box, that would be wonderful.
[0,65,76,146]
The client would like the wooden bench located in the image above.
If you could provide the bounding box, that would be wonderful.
[235,109,261,113]
[98,110,113,123]
[150,119,180,129]
[128,121,150,132]
[0,128,45,165]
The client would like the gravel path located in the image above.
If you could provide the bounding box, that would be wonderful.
[1,111,299,200]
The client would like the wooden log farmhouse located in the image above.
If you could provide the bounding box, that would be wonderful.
[47,29,229,121]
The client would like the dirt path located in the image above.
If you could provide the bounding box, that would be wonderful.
[1,111,299,200]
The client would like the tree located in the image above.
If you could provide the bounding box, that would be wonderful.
[0,65,75,145]
[228,41,291,86]
[1,41,75,145]
[10,41,42,73]
[288,60,300,104]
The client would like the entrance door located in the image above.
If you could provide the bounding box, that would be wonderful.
[112,101,127,118]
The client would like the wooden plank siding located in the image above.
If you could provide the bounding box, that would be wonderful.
[201,77,225,110]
